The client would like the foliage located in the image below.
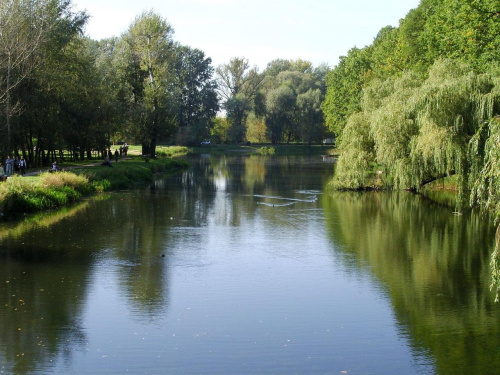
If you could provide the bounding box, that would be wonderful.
[0,0,88,164]
[265,85,296,144]
[256,60,330,145]
[210,117,230,144]
[0,173,88,215]
[321,0,500,300]
[322,47,372,137]
[39,171,92,194]
[172,46,219,144]
[120,11,177,157]
[332,60,500,192]
[258,146,276,156]
[216,57,264,143]
[245,113,268,144]
[297,89,324,145]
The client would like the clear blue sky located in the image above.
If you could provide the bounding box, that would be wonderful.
[73,0,421,70]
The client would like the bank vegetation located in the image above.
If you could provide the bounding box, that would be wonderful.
[0,157,187,218]
[321,0,500,298]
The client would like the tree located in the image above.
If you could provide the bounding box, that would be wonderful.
[331,59,500,192]
[265,85,296,145]
[216,57,264,143]
[322,47,372,138]
[421,0,500,70]
[172,46,219,145]
[0,0,87,157]
[258,61,327,144]
[122,11,176,157]
[210,117,230,144]
[297,89,325,145]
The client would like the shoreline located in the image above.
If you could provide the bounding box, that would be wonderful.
[0,156,188,221]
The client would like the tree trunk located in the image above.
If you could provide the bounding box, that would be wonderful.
[150,136,157,159]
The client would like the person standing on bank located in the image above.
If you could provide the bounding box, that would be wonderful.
[0,163,5,181]
[19,156,27,176]
[13,156,20,174]
[114,149,119,162]
[5,156,13,176]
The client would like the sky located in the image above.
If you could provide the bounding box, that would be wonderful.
[73,0,421,70]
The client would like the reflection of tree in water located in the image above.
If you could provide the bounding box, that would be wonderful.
[0,244,91,374]
[175,154,333,227]
[84,191,174,320]
[323,191,500,374]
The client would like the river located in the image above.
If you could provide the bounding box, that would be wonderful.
[0,154,499,374]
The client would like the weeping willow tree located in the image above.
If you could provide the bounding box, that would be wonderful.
[469,116,500,300]
[332,59,500,191]
[331,59,500,298]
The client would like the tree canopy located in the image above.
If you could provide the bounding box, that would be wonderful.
[321,0,500,299]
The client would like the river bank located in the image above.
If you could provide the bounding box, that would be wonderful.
[0,157,188,220]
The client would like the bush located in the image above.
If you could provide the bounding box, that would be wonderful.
[258,146,276,156]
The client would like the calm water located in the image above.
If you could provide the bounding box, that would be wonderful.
[1,154,499,375]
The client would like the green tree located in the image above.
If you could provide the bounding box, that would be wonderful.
[210,117,230,144]
[172,46,219,145]
[216,57,264,143]
[265,85,296,145]
[297,89,325,145]
[0,0,87,160]
[122,11,177,157]
[260,62,327,144]
[421,0,500,70]
[322,47,372,138]
[332,59,500,191]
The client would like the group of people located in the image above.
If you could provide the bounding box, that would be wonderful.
[102,143,129,167]
[0,155,27,180]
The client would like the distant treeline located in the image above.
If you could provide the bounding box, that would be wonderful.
[0,1,334,168]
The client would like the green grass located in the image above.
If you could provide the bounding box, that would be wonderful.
[72,157,188,191]
[0,174,88,216]
[0,156,188,218]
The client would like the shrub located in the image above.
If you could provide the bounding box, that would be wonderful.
[258,146,276,156]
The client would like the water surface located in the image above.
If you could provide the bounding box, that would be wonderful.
[0,155,499,374]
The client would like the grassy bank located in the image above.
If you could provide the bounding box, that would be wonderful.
[72,157,187,191]
[0,157,187,219]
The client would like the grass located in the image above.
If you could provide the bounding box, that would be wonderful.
[125,145,188,157]
[72,157,187,191]
[0,174,88,216]
[0,156,188,219]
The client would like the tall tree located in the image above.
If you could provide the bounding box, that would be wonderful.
[122,11,176,157]
[173,46,219,145]
[265,85,296,145]
[322,47,372,138]
[297,89,324,145]
[0,0,87,157]
[216,57,264,143]
[258,61,327,144]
